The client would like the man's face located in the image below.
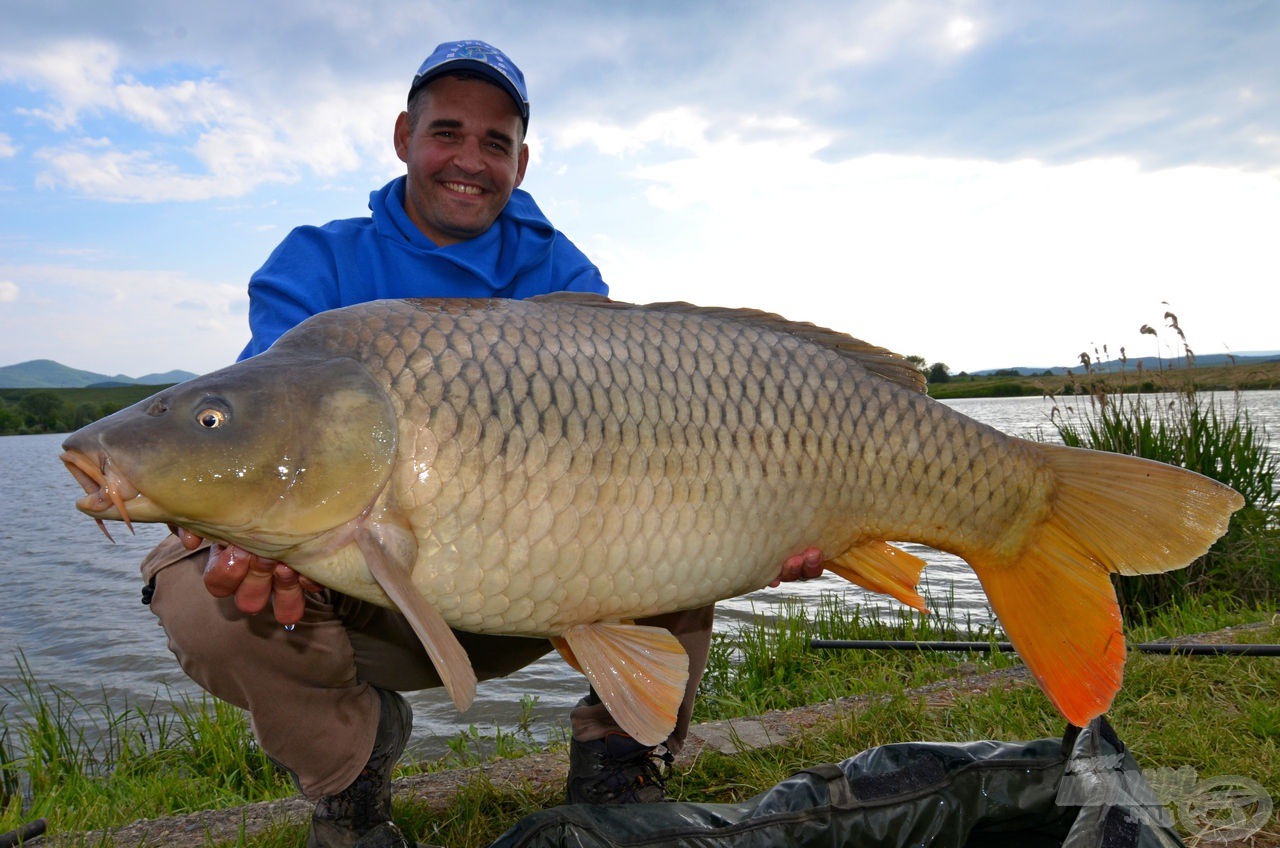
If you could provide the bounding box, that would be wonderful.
[394,75,529,246]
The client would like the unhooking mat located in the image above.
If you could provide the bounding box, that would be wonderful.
[487,717,1185,848]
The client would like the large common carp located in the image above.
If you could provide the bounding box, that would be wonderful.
[61,294,1243,745]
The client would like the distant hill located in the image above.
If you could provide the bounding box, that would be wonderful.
[972,351,1280,377]
[0,359,197,389]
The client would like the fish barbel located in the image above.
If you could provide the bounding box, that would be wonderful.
[61,294,1243,744]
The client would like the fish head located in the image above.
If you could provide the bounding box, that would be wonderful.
[61,351,398,554]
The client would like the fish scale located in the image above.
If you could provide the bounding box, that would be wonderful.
[283,298,1008,635]
[62,293,1243,744]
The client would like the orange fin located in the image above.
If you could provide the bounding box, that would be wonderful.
[550,636,582,674]
[972,550,1124,726]
[1034,443,1244,576]
[356,524,477,713]
[827,542,929,613]
[561,623,689,747]
[970,442,1245,726]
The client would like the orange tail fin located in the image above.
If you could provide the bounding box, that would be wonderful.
[971,443,1243,726]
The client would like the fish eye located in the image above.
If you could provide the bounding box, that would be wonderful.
[197,408,229,429]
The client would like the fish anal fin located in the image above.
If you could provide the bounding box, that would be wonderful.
[561,623,689,747]
[355,524,477,713]
[828,542,929,613]
[974,548,1124,727]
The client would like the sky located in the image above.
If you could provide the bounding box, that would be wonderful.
[1,0,1277,378]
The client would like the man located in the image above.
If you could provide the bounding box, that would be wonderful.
[142,41,823,848]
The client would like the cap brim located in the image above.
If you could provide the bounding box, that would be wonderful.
[409,60,529,121]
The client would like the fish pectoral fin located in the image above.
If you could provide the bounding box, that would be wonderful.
[550,636,583,674]
[827,542,929,613]
[560,623,689,747]
[354,525,477,713]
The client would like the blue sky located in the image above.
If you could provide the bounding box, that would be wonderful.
[1,0,1277,377]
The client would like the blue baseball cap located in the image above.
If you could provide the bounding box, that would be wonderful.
[409,40,530,126]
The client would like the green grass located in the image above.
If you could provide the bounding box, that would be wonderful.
[6,595,1276,846]
[694,589,1011,723]
[0,653,295,835]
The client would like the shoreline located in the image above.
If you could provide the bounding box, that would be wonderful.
[56,621,1277,848]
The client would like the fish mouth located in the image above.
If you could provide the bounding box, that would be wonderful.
[61,448,144,541]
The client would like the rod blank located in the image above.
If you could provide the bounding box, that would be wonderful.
[809,640,1280,656]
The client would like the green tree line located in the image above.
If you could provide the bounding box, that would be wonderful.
[0,386,172,436]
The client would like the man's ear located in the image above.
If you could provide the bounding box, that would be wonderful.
[514,143,530,188]
[394,112,411,163]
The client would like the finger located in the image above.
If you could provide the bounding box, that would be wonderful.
[178,528,205,550]
[801,547,825,579]
[271,565,307,626]
[297,575,325,594]
[202,544,248,598]
[233,553,278,615]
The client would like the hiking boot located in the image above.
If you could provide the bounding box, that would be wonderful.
[565,732,674,805]
[308,688,414,848]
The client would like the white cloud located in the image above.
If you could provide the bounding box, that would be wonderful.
[0,264,245,374]
[0,133,15,158]
[563,109,1280,371]
[945,17,980,53]
[0,280,18,302]
[34,143,260,202]
[5,37,402,203]
[1,39,120,129]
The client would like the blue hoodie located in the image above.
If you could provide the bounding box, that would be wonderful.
[239,176,608,360]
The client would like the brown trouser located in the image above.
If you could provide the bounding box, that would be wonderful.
[141,535,712,799]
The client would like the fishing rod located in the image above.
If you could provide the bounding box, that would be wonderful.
[0,819,46,848]
[809,640,1280,656]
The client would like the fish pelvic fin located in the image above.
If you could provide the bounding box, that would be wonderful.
[972,442,1245,726]
[827,542,929,613]
[355,524,477,713]
[561,623,689,747]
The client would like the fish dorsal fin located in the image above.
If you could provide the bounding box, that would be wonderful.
[355,522,477,712]
[529,294,927,394]
[827,541,930,613]
[560,622,689,747]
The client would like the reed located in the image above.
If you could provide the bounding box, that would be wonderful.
[1049,318,1280,619]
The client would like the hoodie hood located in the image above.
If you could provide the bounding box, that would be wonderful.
[370,177,557,295]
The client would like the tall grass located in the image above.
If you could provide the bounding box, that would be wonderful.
[1050,315,1280,619]
[0,654,294,835]
[695,589,1010,722]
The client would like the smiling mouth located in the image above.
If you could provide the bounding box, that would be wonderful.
[61,448,141,540]
[441,181,484,196]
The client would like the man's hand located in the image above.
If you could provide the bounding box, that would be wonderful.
[176,529,323,625]
[770,546,825,588]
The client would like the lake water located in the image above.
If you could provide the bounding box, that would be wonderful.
[3,390,1277,759]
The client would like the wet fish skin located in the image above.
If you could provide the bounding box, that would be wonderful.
[61,294,1244,744]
